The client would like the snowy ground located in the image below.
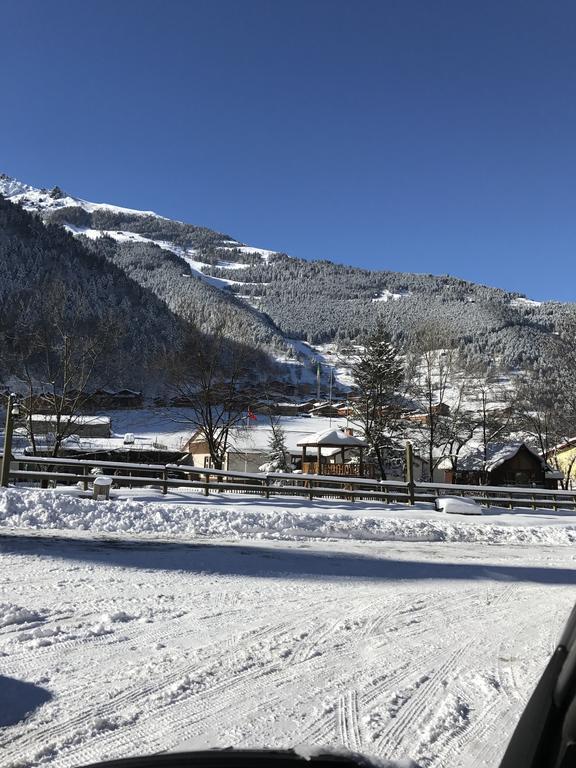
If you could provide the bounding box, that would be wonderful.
[1,489,576,768]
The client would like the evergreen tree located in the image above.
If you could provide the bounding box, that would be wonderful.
[350,325,404,479]
[264,419,291,473]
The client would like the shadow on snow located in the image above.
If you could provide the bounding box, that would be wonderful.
[0,675,53,728]
[1,533,575,585]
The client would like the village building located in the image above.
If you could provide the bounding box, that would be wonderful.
[406,402,451,425]
[87,389,143,409]
[546,438,576,490]
[259,400,316,417]
[308,401,345,418]
[27,414,112,438]
[183,416,352,473]
[437,442,561,488]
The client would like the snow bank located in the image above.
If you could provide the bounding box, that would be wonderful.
[0,602,45,628]
[2,489,576,546]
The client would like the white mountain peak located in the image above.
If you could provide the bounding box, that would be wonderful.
[0,172,160,218]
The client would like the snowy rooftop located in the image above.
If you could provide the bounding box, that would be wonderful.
[447,442,547,473]
[226,417,349,455]
[298,427,368,448]
[29,414,111,426]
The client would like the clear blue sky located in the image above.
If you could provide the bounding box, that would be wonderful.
[2,1,576,301]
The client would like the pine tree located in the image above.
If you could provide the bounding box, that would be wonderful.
[350,324,404,479]
[264,419,291,473]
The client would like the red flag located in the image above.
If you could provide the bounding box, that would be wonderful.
[247,407,257,421]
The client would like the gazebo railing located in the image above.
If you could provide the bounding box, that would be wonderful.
[302,462,377,479]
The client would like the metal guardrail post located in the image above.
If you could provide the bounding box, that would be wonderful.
[162,468,168,495]
[405,441,415,505]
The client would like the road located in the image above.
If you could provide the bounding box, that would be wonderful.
[1,532,575,768]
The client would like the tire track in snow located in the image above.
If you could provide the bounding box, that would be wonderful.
[336,690,362,752]
[375,640,474,758]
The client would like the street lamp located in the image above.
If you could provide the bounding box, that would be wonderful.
[1,393,20,488]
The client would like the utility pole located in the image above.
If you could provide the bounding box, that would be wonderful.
[405,440,415,505]
[1,394,20,488]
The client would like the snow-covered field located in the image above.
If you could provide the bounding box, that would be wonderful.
[2,488,576,768]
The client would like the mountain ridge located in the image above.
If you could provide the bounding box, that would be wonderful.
[1,172,573,389]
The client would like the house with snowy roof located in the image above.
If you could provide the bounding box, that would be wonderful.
[437,441,561,489]
[183,416,351,472]
[546,437,576,490]
[27,414,112,438]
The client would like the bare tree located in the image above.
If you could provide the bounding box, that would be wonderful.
[439,375,478,477]
[167,327,267,469]
[515,364,576,490]
[475,376,515,483]
[10,284,119,457]
[406,326,457,480]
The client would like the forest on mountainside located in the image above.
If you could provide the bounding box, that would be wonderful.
[2,191,575,390]
[205,249,569,369]
[0,196,277,393]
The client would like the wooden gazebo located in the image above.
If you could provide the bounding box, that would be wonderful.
[298,428,371,477]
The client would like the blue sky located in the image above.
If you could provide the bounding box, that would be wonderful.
[2,1,576,301]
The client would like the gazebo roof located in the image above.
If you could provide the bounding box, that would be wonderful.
[297,428,368,448]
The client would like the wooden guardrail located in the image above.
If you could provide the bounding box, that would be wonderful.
[2,452,576,509]
[414,480,576,511]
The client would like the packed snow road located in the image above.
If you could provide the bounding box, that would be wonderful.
[2,528,575,768]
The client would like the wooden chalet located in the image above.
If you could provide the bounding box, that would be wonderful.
[406,402,451,426]
[88,389,143,408]
[308,401,344,418]
[441,442,561,489]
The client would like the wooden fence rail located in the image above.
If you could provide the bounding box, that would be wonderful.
[1,452,576,509]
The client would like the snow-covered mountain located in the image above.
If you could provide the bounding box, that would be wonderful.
[0,172,283,325]
[1,172,573,391]
[0,173,160,218]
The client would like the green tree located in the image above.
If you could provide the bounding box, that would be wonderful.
[262,418,291,473]
[350,325,404,479]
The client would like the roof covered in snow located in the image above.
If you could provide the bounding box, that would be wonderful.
[29,414,111,426]
[297,428,368,448]
[453,442,548,473]
[224,417,350,455]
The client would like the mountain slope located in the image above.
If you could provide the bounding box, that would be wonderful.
[1,173,572,386]
[0,194,184,389]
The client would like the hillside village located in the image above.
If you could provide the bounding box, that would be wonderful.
[2,389,574,492]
